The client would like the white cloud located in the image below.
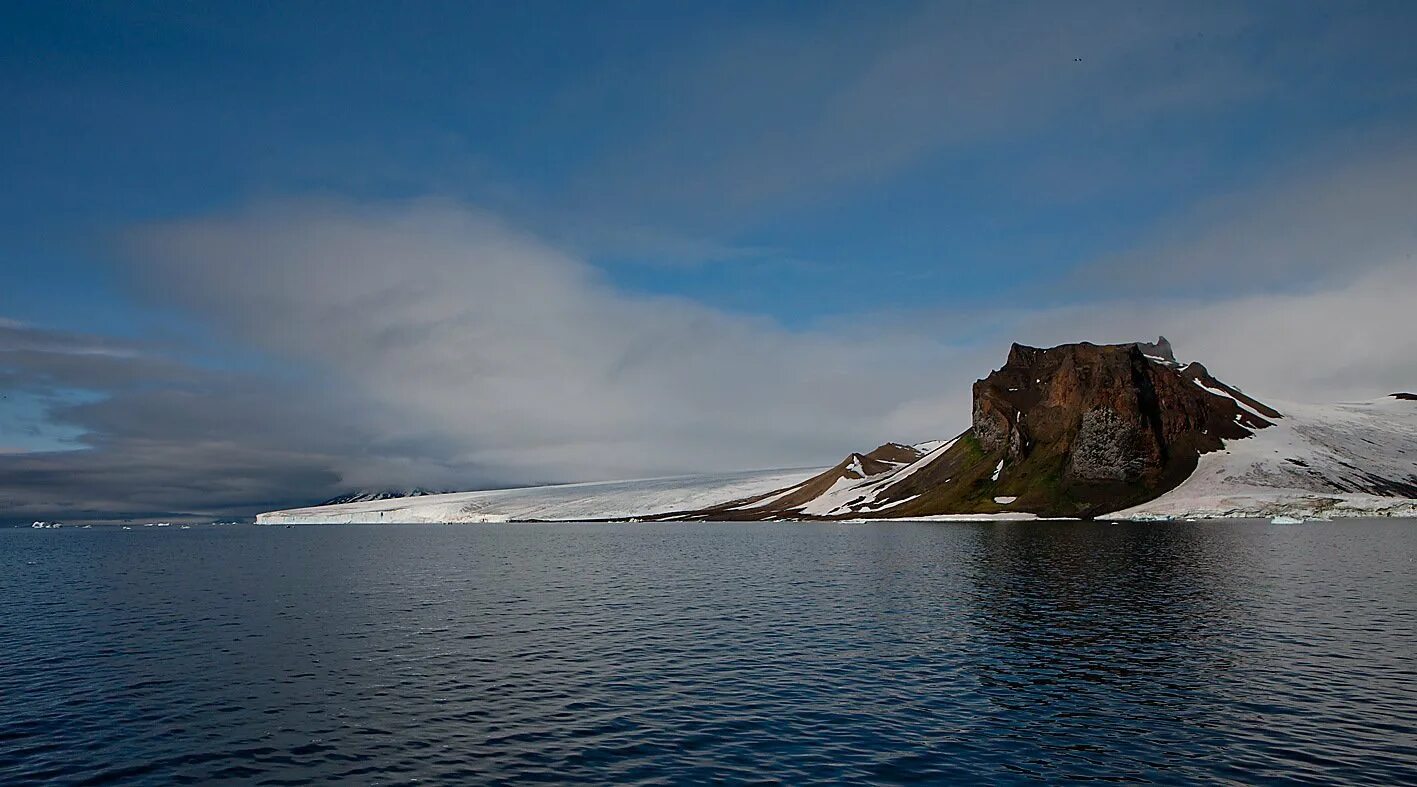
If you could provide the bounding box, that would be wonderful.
[562,1,1296,227]
[1003,134,1417,401]
[128,125,1417,494]
[9,141,1413,522]
[132,200,972,484]
[1011,262,1417,403]
[1071,133,1417,297]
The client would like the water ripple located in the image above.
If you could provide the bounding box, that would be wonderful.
[2,519,1415,784]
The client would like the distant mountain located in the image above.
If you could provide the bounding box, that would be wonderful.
[316,488,450,506]
[260,339,1416,524]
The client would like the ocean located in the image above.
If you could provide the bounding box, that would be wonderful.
[3,519,1415,784]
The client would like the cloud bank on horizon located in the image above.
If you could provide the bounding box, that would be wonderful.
[2,1,1415,521]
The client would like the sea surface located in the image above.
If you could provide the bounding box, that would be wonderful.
[2,519,1415,785]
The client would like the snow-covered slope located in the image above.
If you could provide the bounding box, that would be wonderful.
[1118,395,1417,519]
[686,343,1302,521]
[259,396,1414,525]
[712,394,1415,523]
[316,488,449,506]
[256,467,824,524]
[706,439,960,519]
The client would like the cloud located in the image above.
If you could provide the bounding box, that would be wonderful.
[0,322,360,522]
[6,156,1413,523]
[4,202,990,523]
[892,134,1417,402]
[1015,133,1417,400]
[516,1,1417,271]
[128,199,976,484]
[1066,132,1417,298]
[13,121,1417,524]
[1008,263,1417,403]
[559,1,1293,228]
[10,129,1417,522]
[0,322,190,393]
[5,3,1415,525]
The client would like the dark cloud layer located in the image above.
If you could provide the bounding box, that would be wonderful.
[0,324,342,523]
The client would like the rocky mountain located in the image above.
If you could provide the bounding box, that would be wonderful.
[673,339,1403,521]
[259,338,1415,524]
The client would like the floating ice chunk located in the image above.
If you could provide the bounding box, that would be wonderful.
[993,496,1018,504]
[1270,515,1304,525]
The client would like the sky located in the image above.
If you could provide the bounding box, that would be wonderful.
[2,0,1416,522]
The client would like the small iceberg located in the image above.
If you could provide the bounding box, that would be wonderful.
[1270,515,1305,525]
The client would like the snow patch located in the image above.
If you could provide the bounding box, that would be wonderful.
[1191,378,1272,421]
[258,467,825,524]
[1118,396,1417,520]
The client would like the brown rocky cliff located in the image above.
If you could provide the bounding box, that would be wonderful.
[972,341,1270,490]
[677,339,1283,521]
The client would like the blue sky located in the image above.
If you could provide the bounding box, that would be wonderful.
[3,1,1416,520]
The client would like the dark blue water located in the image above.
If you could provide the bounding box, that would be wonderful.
[2,520,1415,785]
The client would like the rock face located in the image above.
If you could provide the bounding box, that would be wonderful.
[970,341,1269,476]
[686,339,1286,520]
[1135,335,1176,363]
[962,341,1279,516]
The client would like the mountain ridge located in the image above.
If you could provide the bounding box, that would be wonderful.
[681,339,1297,520]
[317,488,451,506]
[258,339,1416,524]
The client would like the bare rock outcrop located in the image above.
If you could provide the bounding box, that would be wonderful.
[963,341,1278,514]
[682,339,1284,520]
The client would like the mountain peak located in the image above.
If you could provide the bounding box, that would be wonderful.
[969,340,1271,513]
[1135,335,1176,363]
[694,339,1286,520]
